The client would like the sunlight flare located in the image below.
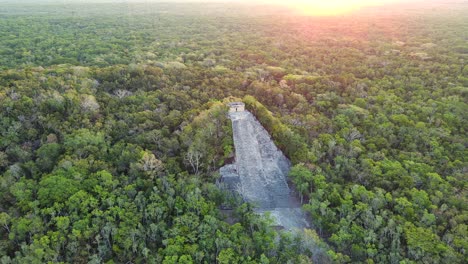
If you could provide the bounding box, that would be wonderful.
[282,0,398,16]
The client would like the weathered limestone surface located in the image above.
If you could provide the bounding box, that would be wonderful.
[220,111,308,229]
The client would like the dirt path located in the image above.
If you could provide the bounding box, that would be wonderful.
[220,111,309,230]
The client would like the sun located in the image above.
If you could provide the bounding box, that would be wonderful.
[281,0,395,16]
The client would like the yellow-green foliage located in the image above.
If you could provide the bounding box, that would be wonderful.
[181,101,232,174]
[243,95,309,164]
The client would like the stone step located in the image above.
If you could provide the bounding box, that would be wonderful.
[220,110,308,229]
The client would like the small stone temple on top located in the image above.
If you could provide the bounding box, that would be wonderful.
[228,102,245,112]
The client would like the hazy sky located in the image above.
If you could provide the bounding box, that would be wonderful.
[5,0,419,3]
[0,0,448,5]
[1,0,452,14]
[10,0,426,8]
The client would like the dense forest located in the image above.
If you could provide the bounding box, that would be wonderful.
[0,1,467,263]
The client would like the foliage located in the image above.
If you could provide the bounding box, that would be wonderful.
[243,95,309,164]
[0,1,467,263]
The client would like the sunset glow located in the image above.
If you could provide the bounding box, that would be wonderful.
[279,0,402,16]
